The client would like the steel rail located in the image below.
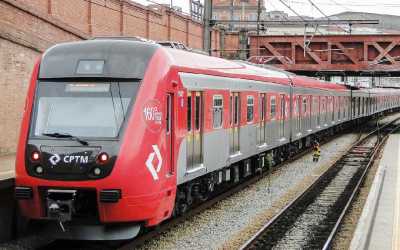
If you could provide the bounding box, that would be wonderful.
[322,122,400,249]
[28,115,396,250]
[240,117,400,250]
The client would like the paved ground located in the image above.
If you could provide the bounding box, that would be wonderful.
[350,134,400,250]
[0,154,15,181]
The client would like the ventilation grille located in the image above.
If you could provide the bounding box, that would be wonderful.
[99,190,121,203]
[15,187,33,200]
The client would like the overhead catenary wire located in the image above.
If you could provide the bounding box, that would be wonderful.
[276,0,324,56]
[276,0,323,34]
[306,0,349,33]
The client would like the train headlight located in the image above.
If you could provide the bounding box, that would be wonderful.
[97,152,109,164]
[31,151,41,162]
[93,167,101,176]
[35,165,44,174]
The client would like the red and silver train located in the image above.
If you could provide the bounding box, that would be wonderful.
[15,38,400,240]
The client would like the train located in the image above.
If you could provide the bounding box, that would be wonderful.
[14,38,400,240]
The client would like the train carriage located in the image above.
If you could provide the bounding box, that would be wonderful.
[14,38,400,240]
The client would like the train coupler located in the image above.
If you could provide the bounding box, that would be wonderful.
[46,189,77,229]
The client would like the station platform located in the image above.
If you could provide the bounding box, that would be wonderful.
[0,154,15,188]
[350,134,400,250]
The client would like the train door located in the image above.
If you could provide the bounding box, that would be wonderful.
[302,96,307,131]
[314,96,320,127]
[280,94,286,138]
[308,95,312,129]
[321,97,325,125]
[331,96,335,123]
[166,93,174,175]
[258,93,266,145]
[297,96,301,133]
[187,91,203,169]
[230,92,240,154]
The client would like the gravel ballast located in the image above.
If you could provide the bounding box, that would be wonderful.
[137,133,359,250]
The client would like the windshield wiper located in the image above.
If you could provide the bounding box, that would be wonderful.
[42,132,89,146]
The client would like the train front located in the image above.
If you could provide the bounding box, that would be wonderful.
[14,40,176,240]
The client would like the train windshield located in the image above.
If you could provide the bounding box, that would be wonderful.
[31,81,139,138]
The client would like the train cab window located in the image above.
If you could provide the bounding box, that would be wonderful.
[213,95,223,128]
[247,96,254,122]
[33,82,139,138]
[270,96,277,119]
[187,95,192,131]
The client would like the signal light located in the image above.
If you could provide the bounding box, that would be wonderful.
[98,152,109,164]
[31,151,40,161]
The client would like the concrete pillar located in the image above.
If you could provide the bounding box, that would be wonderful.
[239,29,248,60]
[203,0,212,55]
[219,28,226,58]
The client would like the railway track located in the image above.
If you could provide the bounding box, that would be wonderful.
[37,124,354,250]
[240,118,400,250]
[4,115,395,250]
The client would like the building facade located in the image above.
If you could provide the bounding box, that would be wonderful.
[213,0,265,30]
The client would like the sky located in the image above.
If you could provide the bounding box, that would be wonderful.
[131,0,400,18]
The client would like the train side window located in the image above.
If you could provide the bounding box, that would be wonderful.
[230,95,233,125]
[260,94,265,121]
[187,95,192,131]
[213,95,223,129]
[297,96,301,131]
[247,96,254,122]
[302,96,307,116]
[270,96,276,119]
[167,95,172,133]
[195,95,201,130]
[234,95,239,125]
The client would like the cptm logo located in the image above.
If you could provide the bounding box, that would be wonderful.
[49,154,61,165]
[145,145,163,181]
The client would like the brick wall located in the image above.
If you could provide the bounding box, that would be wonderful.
[0,0,220,155]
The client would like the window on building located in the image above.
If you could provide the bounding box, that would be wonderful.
[247,95,254,122]
[213,95,223,128]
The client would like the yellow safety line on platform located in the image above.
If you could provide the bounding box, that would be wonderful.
[393,136,400,250]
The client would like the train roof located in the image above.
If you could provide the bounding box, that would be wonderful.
[165,47,348,92]
[40,39,348,92]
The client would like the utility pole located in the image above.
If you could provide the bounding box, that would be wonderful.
[230,0,234,31]
[257,0,261,56]
[257,0,261,36]
[203,0,213,55]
